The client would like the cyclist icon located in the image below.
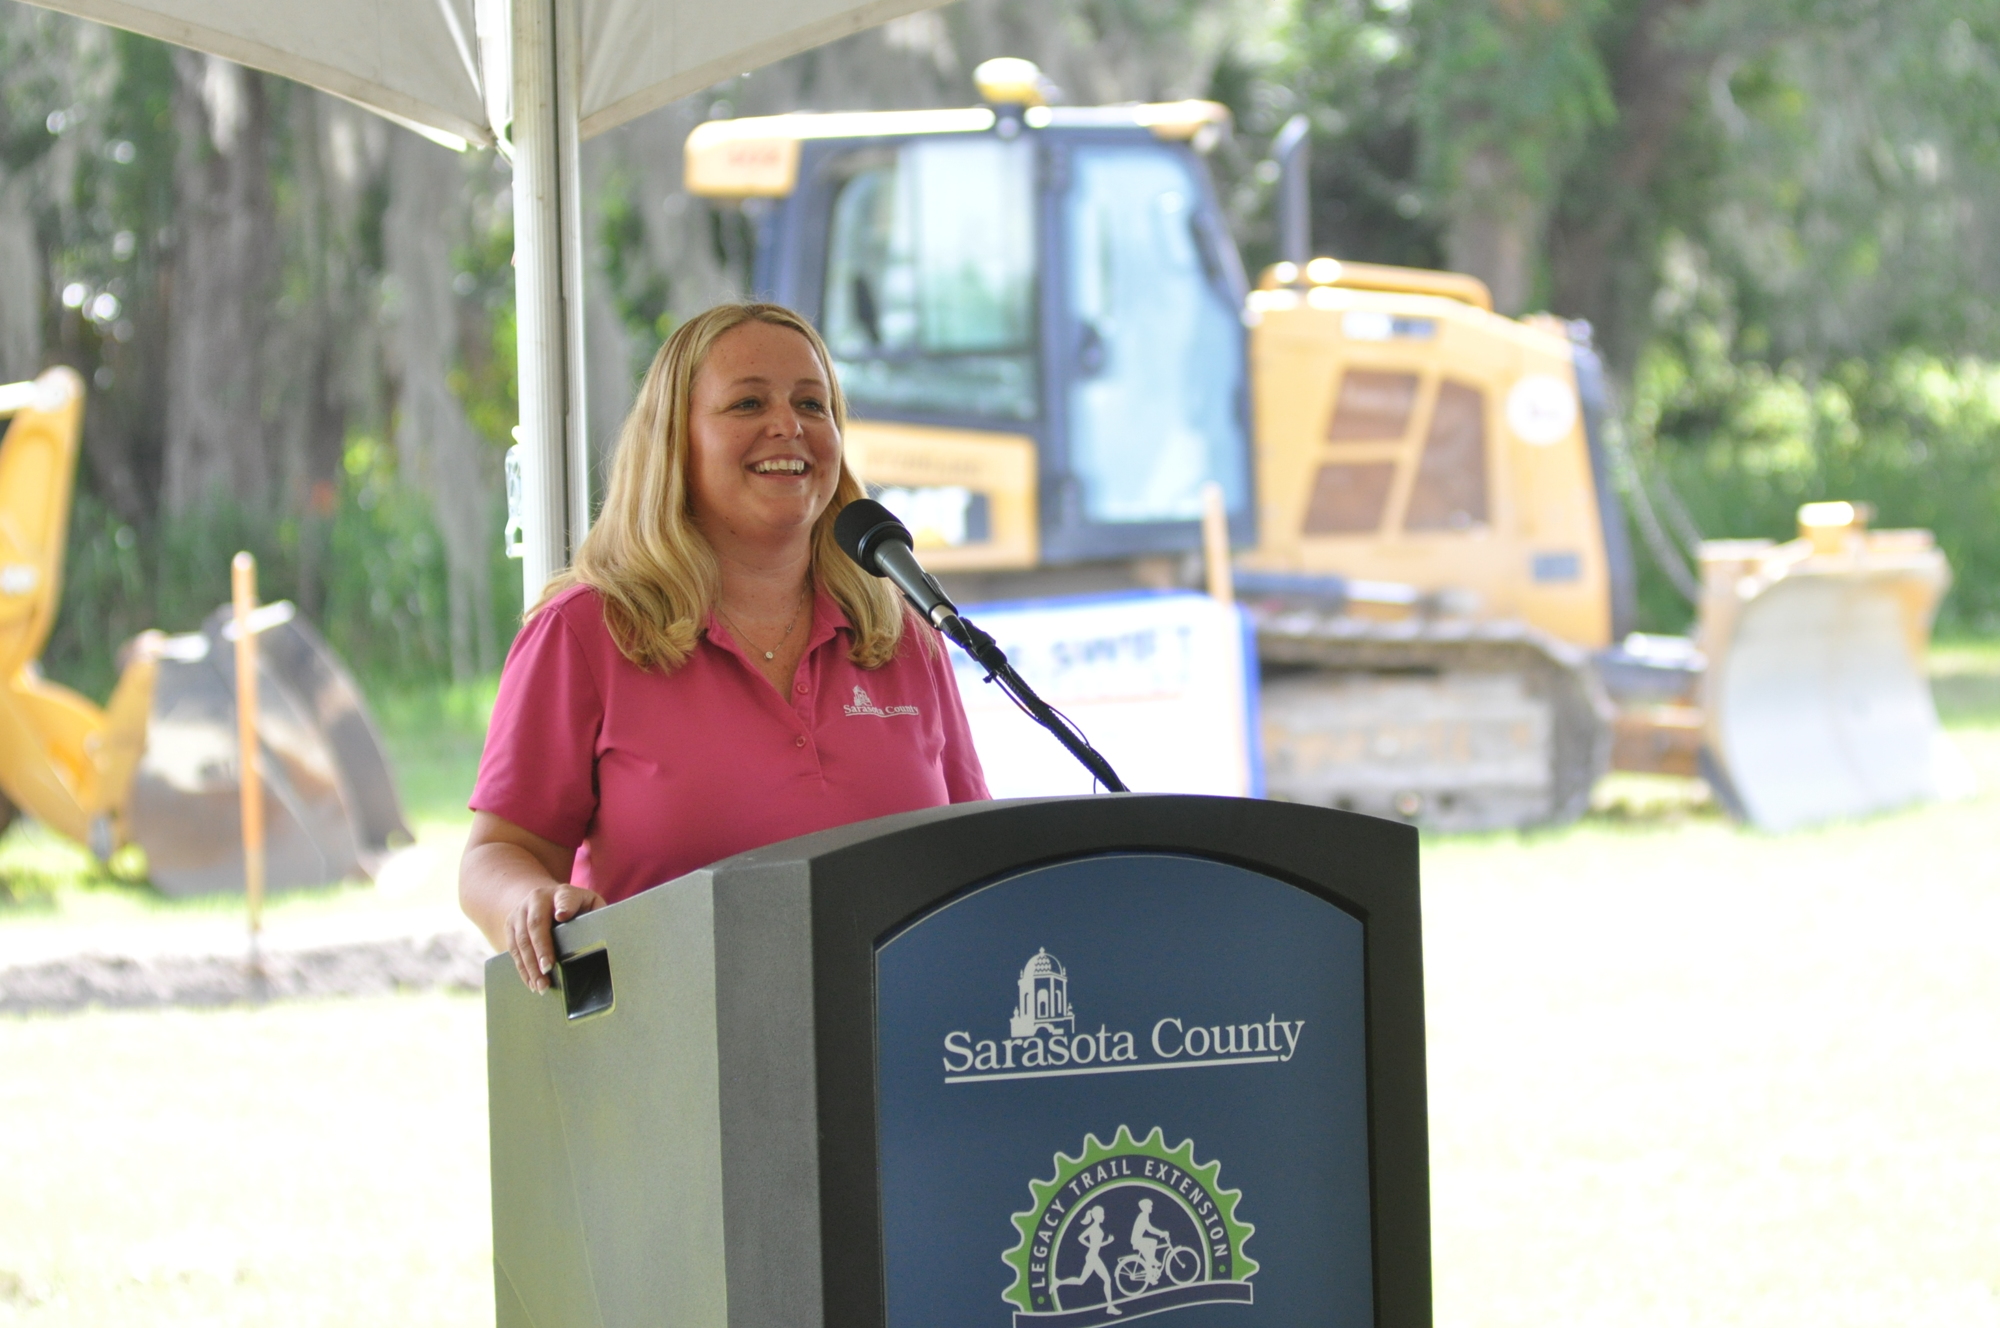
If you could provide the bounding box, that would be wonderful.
[1128,1200,1168,1271]
[1114,1199,1201,1299]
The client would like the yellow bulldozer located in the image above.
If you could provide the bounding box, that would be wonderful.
[0,367,408,893]
[683,60,1958,831]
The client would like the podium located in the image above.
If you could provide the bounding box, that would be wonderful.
[485,795,1428,1328]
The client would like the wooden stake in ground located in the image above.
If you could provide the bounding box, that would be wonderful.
[1201,481,1234,605]
[231,552,266,959]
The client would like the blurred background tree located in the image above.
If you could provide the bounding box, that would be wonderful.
[0,0,1994,705]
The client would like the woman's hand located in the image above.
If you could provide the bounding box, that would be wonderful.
[501,882,606,993]
[459,811,604,993]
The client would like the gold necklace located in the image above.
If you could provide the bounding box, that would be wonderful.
[718,585,809,661]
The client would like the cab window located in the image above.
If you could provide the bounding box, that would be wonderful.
[821,137,1038,422]
[1404,380,1489,530]
[1061,144,1248,524]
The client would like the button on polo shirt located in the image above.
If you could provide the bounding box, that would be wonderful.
[473,584,989,904]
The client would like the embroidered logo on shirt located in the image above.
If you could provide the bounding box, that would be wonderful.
[845,685,919,718]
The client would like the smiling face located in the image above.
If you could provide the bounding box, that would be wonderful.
[685,319,843,558]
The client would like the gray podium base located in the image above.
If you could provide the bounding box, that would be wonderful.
[488,861,823,1328]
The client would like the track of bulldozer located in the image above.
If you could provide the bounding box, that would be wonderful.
[1251,608,1614,831]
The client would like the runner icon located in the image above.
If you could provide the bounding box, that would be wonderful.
[1052,1206,1123,1316]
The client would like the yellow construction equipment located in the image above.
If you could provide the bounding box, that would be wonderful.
[1690,506,1956,831]
[0,367,409,892]
[684,62,1959,830]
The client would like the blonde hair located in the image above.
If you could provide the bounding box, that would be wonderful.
[532,303,907,671]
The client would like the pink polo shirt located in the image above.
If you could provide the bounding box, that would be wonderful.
[471,584,989,903]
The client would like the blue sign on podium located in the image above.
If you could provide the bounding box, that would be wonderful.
[878,854,1373,1328]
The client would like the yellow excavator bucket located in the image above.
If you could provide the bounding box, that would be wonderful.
[1697,504,1963,832]
[0,369,409,889]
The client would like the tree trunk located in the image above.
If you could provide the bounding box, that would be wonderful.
[279,89,362,621]
[384,129,496,681]
[0,173,40,382]
[1446,146,1540,316]
[1547,0,1706,374]
[163,52,277,515]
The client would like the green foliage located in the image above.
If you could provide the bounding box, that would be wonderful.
[41,496,154,699]
[0,8,65,175]
[1930,640,2000,728]
[1629,324,2000,634]
[42,435,522,702]
[1212,0,1444,272]
[318,436,455,679]
[367,673,499,824]
[1667,8,2000,370]
[3,15,523,701]
[1216,0,1620,280]
[595,165,674,353]
[449,218,521,448]
[1413,0,1616,203]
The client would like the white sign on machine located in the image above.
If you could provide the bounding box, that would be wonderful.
[950,591,1261,798]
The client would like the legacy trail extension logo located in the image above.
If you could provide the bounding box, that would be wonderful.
[1003,1126,1256,1326]
[941,950,1306,1084]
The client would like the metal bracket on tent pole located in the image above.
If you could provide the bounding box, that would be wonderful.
[504,430,526,558]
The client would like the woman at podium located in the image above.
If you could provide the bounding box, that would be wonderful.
[459,304,989,992]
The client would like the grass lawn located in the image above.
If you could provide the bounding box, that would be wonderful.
[1421,639,2000,1326]
[1,647,1996,1324]
[0,995,491,1325]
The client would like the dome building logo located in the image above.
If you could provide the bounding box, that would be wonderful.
[1002,1126,1257,1326]
[1011,949,1075,1039]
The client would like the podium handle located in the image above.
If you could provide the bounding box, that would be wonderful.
[554,945,614,1020]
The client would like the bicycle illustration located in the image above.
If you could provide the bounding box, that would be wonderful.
[1113,1235,1200,1298]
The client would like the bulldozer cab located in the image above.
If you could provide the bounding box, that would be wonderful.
[689,97,1255,568]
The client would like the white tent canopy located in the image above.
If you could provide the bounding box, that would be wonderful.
[21,0,935,594]
[30,0,934,145]
[35,0,496,144]
[577,0,927,138]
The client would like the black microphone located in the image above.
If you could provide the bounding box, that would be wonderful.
[834,499,963,631]
[833,496,1129,793]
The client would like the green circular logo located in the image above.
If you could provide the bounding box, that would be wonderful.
[1002,1126,1257,1325]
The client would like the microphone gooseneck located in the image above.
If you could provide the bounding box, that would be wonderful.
[833,498,1128,793]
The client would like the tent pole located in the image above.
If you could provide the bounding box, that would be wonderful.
[555,0,591,552]
[510,0,588,602]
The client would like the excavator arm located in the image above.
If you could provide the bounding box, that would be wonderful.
[0,368,146,849]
